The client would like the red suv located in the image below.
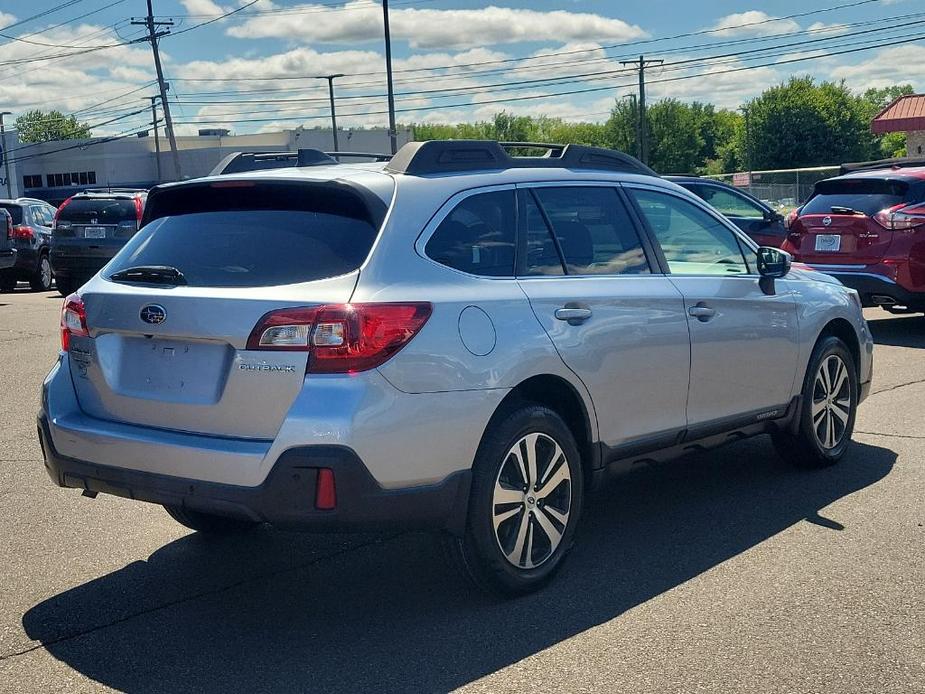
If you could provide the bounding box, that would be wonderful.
[782,165,925,313]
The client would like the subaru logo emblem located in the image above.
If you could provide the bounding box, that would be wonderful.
[140,304,166,325]
[822,216,832,227]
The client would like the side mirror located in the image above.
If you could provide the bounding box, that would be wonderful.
[757,246,791,279]
[764,209,783,223]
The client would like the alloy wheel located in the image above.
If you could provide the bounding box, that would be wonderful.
[40,257,52,289]
[492,432,572,569]
[811,354,852,450]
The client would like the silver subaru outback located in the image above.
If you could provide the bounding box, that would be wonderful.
[39,141,873,595]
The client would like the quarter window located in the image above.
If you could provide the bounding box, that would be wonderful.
[629,189,749,276]
[525,187,650,276]
[425,190,516,277]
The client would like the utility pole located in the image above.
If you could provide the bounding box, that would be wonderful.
[147,96,162,182]
[317,74,344,152]
[740,104,752,192]
[0,111,11,198]
[619,55,663,165]
[132,1,181,180]
[381,0,398,154]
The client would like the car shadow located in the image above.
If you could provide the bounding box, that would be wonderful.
[22,437,895,693]
[867,314,925,349]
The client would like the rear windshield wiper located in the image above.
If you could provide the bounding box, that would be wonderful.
[830,205,864,215]
[109,265,187,285]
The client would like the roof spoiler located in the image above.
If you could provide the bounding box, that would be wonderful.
[839,156,925,175]
[384,140,657,177]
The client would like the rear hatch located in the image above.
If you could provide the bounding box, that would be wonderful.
[55,196,141,240]
[67,178,389,439]
[793,177,918,264]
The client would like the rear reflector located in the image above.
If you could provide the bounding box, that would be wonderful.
[247,303,432,373]
[315,468,336,510]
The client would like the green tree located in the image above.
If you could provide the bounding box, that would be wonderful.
[14,109,92,143]
[743,76,875,169]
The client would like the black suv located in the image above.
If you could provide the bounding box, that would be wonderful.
[0,198,58,292]
[51,190,146,296]
[666,176,786,248]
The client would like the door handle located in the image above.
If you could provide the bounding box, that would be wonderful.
[688,304,716,321]
[555,307,592,324]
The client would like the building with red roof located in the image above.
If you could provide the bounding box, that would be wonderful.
[871,94,925,157]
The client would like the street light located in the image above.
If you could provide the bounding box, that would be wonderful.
[315,74,345,152]
[0,111,12,198]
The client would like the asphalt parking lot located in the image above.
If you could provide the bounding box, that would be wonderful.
[0,289,922,694]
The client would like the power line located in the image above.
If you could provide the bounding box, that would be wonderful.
[169,29,925,127]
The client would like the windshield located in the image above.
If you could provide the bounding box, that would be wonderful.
[106,182,381,288]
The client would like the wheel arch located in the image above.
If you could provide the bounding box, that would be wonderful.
[815,318,861,381]
[484,374,599,482]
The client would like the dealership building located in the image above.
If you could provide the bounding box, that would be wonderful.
[0,127,409,204]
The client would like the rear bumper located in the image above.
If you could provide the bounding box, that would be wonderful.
[37,412,470,533]
[50,244,121,279]
[806,265,924,309]
[0,248,16,270]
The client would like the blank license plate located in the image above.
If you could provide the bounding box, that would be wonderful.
[815,234,841,252]
[84,226,106,239]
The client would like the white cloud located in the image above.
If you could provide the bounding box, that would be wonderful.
[179,0,227,15]
[827,44,925,90]
[228,1,647,49]
[709,10,800,37]
[807,21,850,36]
[0,11,17,27]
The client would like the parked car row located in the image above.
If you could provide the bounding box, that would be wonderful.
[0,189,147,295]
[38,140,872,596]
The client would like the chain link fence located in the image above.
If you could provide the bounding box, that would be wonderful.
[706,166,840,212]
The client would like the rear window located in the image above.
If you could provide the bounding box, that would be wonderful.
[0,204,22,225]
[60,198,138,224]
[106,182,382,287]
[803,178,915,217]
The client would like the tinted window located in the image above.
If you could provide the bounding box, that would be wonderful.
[0,204,23,225]
[688,185,765,219]
[629,189,748,276]
[107,184,379,288]
[803,178,917,217]
[522,193,564,276]
[530,187,649,275]
[425,190,515,277]
[59,198,137,224]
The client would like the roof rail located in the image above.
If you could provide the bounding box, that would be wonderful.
[210,149,338,175]
[385,140,657,177]
[326,151,392,162]
[839,156,925,175]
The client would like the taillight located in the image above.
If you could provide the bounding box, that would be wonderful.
[11,226,34,241]
[784,208,799,230]
[53,196,73,231]
[133,197,143,229]
[247,302,432,373]
[60,293,89,352]
[875,203,925,231]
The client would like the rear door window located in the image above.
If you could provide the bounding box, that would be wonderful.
[803,178,916,216]
[0,204,23,225]
[425,190,516,277]
[528,186,650,276]
[106,182,382,288]
[59,198,138,224]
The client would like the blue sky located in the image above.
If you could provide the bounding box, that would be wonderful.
[0,0,920,135]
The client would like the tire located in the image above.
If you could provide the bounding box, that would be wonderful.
[0,275,16,292]
[445,403,584,597]
[773,336,858,468]
[55,276,76,297]
[29,253,53,292]
[163,505,260,534]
